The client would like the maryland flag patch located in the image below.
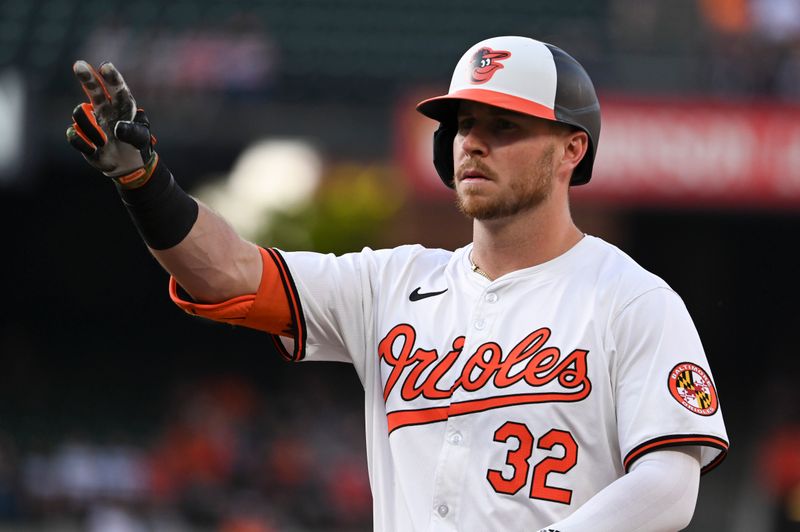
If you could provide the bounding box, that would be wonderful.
[668,362,719,416]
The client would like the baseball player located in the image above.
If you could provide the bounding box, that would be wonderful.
[68,36,728,531]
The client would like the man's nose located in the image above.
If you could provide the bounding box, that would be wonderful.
[459,127,489,157]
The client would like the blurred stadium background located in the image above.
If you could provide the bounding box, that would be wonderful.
[0,0,799,530]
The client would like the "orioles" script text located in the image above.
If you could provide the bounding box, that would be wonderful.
[378,324,592,433]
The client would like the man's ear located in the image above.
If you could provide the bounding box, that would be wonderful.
[560,129,589,180]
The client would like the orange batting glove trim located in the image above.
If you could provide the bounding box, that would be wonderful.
[69,122,96,151]
[115,153,160,189]
[79,102,108,145]
[169,247,295,337]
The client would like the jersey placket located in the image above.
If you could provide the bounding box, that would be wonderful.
[429,283,502,530]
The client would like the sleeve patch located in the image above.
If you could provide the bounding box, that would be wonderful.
[667,362,719,416]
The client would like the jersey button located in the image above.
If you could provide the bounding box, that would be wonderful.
[448,432,463,445]
[437,504,449,517]
[486,292,498,303]
[474,319,485,330]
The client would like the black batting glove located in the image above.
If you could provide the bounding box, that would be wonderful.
[66,61,158,189]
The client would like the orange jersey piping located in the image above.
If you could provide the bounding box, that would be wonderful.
[623,434,729,475]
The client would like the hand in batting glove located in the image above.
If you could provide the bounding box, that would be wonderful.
[66,61,158,188]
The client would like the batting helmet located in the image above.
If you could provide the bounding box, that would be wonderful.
[416,36,601,187]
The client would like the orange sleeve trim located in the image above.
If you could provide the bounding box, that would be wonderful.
[624,434,729,475]
[168,247,296,338]
[264,248,307,361]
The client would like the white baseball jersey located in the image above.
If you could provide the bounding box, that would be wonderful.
[268,235,729,531]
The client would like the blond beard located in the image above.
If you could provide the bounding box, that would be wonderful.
[456,145,555,220]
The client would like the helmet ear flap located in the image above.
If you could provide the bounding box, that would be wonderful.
[433,123,457,188]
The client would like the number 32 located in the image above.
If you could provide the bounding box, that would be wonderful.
[486,421,578,505]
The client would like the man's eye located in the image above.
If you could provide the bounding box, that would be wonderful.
[496,119,517,130]
[457,118,475,132]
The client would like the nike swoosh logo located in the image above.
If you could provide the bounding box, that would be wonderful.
[409,287,448,302]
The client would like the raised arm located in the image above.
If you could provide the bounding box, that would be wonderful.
[152,203,261,302]
[66,60,260,302]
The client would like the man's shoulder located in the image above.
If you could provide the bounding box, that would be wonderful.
[276,244,458,274]
[360,243,459,270]
[361,243,456,260]
[583,235,672,297]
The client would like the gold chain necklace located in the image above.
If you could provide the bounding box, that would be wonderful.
[469,253,492,280]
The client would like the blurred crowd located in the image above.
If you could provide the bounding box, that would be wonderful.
[700,0,800,99]
[0,373,371,531]
[601,0,800,99]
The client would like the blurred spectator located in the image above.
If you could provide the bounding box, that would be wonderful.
[760,425,800,530]
[0,435,19,519]
[774,43,800,100]
[52,438,147,504]
[324,455,373,526]
[87,504,148,532]
[699,0,751,35]
[751,0,800,44]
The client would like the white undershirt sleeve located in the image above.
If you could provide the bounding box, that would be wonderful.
[537,447,701,532]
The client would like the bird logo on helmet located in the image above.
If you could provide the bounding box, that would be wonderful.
[470,48,511,84]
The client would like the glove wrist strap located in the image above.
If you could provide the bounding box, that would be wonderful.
[113,152,160,189]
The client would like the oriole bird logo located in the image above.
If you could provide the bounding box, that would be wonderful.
[470,47,511,84]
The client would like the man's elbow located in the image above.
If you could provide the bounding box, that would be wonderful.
[650,448,701,531]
